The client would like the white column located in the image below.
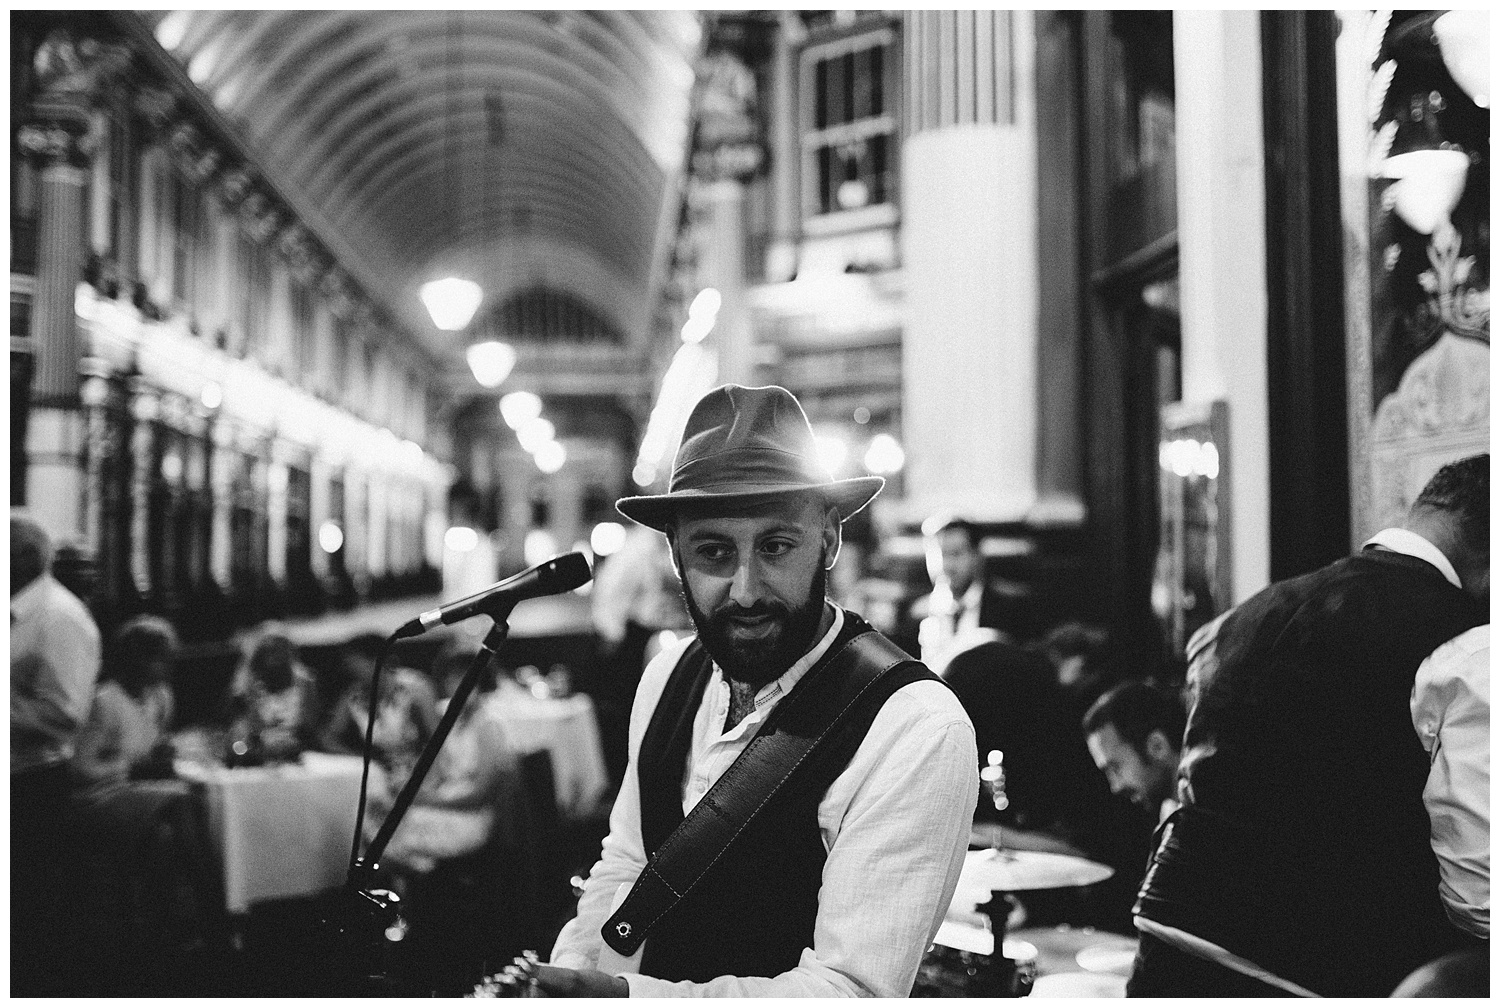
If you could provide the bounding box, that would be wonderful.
[901,11,1039,523]
[209,421,235,590]
[266,450,289,584]
[700,179,754,386]
[1173,10,1270,602]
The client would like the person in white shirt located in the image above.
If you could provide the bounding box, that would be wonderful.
[11,510,102,994]
[524,384,977,997]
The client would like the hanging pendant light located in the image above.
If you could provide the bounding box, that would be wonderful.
[465,339,516,387]
[422,277,484,330]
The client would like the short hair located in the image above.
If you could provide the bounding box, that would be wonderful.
[923,514,981,549]
[11,510,54,572]
[1041,621,1111,663]
[1413,453,1488,555]
[1082,680,1186,756]
[113,615,180,668]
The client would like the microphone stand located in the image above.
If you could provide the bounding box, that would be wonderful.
[320,615,512,993]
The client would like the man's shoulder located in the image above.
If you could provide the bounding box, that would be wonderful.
[885,676,973,731]
[36,576,100,638]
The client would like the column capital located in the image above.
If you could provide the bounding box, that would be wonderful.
[239,189,283,244]
[215,167,255,208]
[33,29,134,106]
[168,122,225,186]
[16,116,92,169]
[132,86,180,132]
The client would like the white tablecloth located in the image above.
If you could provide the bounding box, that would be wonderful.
[487,685,609,818]
[176,751,365,914]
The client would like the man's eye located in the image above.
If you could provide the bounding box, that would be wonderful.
[697,544,732,563]
[760,540,794,556]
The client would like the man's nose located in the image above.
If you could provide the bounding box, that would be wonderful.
[728,555,766,607]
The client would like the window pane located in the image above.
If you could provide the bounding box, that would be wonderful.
[815,59,828,130]
[818,145,833,215]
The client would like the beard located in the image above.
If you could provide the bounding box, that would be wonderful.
[678,550,828,690]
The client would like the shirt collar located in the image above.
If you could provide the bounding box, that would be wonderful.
[715,602,846,714]
[1362,528,1463,591]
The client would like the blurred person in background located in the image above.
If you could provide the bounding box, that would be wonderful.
[1082,680,1185,825]
[369,639,527,994]
[913,516,1027,673]
[11,510,103,993]
[320,633,439,782]
[1040,620,1120,719]
[68,616,222,971]
[230,624,320,764]
[70,615,181,791]
[1130,454,1489,997]
[590,521,693,782]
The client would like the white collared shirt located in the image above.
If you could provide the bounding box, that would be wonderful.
[551,603,978,996]
[10,573,102,775]
[1365,528,1488,937]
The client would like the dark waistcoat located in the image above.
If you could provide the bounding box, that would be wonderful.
[632,613,939,983]
[1136,549,1486,996]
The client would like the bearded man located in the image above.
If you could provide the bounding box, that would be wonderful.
[537,384,977,996]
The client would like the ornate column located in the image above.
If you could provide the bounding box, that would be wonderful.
[18,110,92,541]
[78,363,114,563]
[266,442,290,587]
[308,452,332,582]
[208,418,236,592]
[17,31,130,541]
[900,11,1041,523]
[366,466,388,582]
[127,378,157,600]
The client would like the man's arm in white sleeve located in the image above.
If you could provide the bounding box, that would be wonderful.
[549,638,691,968]
[623,683,979,997]
[1412,626,1489,938]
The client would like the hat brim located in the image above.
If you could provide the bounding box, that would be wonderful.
[617,476,885,533]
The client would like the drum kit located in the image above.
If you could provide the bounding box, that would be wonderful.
[913,750,1128,998]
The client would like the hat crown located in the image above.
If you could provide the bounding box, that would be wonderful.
[672,384,822,487]
[615,383,883,532]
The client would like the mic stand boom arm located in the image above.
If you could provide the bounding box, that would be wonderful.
[349,615,511,887]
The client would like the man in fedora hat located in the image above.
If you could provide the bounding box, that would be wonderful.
[537,384,978,996]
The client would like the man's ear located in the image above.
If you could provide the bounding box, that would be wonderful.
[1145,728,1175,762]
[823,507,842,570]
[665,526,684,580]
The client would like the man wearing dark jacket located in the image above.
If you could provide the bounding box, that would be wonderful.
[1129,454,1489,997]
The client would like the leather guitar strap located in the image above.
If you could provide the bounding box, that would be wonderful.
[601,630,922,957]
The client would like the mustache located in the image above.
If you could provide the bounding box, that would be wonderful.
[709,600,790,621]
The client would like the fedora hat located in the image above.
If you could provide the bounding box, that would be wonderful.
[617,384,884,532]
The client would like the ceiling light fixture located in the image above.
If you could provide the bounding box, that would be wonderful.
[466,340,516,387]
[421,277,483,330]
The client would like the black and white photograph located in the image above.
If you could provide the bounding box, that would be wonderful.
[8,8,1489,998]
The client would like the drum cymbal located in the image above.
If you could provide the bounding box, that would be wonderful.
[956,848,1114,895]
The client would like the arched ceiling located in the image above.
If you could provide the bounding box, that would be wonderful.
[138,9,702,385]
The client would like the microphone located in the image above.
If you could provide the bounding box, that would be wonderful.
[394,552,592,639]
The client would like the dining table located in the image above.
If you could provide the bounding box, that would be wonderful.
[175,748,368,916]
[486,681,610,818]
